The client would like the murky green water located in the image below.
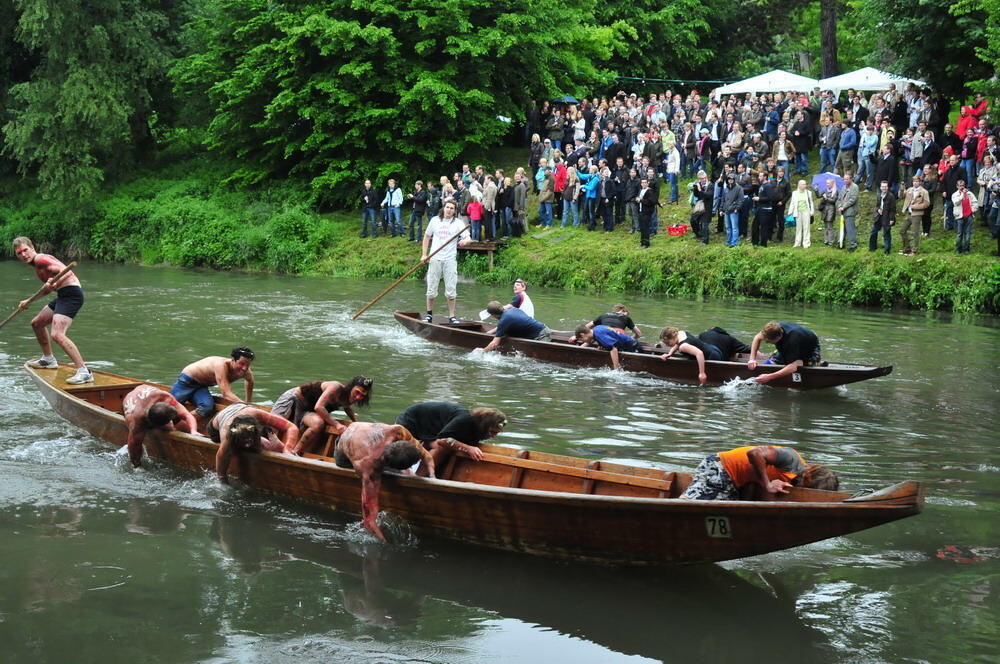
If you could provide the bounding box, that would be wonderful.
[0,261,997,664]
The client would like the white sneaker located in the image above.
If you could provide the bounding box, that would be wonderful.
[66,369,94,385]
[423,314,433,323]
[28,356,58,369]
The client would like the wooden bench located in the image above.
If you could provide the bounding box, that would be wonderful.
[458,241,500,270]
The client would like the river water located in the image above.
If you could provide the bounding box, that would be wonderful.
[0,261,997,664]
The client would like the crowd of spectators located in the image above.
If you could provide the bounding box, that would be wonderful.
[359,84,998,256]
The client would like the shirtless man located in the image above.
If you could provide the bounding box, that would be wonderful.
[272,376,373,456]
[122,385,199,467]
[395,401,507,475]
[333,422,435,540]
[13,237,92,385]
[169,347,255,423]
[208,403,297,484]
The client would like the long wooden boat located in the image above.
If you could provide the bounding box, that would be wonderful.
[27,363,923,565]
[394,311,893,390]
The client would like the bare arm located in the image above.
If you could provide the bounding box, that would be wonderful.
[215,437,233,484]
[747,446,791,495]
[314,385,348,428]
[258,410,299,449]
[433,437,484,461]
[679,342,708,384]
[360,471,386,540]
[754,359,803,384]
[125,419,147,468]
[609,346,621,370]
[421,232,431,261]
[747,332,765,369]
[214,365,242,404]
[482,335,504,352]
[162,392,199,435]
[244,369,254,403]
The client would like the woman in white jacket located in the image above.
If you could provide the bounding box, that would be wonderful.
[785,180,815,248]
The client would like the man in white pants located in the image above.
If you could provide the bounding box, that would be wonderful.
[422,201,471,323]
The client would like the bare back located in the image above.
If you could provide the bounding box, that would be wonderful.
[179,356,233,386]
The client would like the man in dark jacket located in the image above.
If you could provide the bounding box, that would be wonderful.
[611,157,629,227]
[869,180,897,254]
[941,154,968,230]
[752,174,780,246]
[407,180,429,242]
[872,144,900,195]
[360,179,380,238]
[773,167,792,242]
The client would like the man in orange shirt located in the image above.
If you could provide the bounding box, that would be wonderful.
[681,445,839,500]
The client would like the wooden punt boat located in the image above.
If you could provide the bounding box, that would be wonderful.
[27,363,923,565]
[394,311,893,390]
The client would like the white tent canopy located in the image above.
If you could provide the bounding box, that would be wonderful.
[818,67,927,97]
[713,70,820,98]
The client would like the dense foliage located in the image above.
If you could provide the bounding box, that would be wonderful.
[171,0,612,205]
[1,0,177,200]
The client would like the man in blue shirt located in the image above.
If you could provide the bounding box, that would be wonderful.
[573,323,641,370]
[480,300,552,352]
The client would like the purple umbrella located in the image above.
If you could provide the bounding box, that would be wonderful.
[812,172,844,191]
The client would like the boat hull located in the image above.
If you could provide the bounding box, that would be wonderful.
[27,364,922,564]
[394,311,893,389]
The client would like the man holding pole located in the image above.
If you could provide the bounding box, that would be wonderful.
[12,237,92,384]
[422,200,472,324]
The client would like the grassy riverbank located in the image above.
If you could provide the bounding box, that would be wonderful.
[1,153,998,314]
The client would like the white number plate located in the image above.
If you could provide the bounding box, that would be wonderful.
[705,516,732,538]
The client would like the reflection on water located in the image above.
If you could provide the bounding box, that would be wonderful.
[0,262,997,664]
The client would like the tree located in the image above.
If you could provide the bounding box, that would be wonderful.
[1,0,177,201]
[953,0,1000,96]
[820,1,839,78]
[595,0,714,82]
[850,0,991,101]
[172,0,613,204]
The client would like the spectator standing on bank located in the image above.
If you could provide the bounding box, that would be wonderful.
[381,178,404,237]
[407,180,428,242]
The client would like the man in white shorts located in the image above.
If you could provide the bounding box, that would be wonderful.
[421,200,471,323]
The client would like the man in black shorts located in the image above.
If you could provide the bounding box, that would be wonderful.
[13,237,92,384]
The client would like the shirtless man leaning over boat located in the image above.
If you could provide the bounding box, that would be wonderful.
[209,403,297,484]
[333,422,436,540]
[122,385,200,468]
[169,347,256,425]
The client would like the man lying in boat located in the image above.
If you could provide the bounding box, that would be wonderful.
[395,401,507,473]
[479,300,552,351]
[273,377,373,456]
[695,326,752,359]
[681,445,839,500]
[747,322,823,385]
[573,324,641,370]
[333,422,435,540]
[209,404,298,484]
[169,347,256,425]
[123,385,200,468]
